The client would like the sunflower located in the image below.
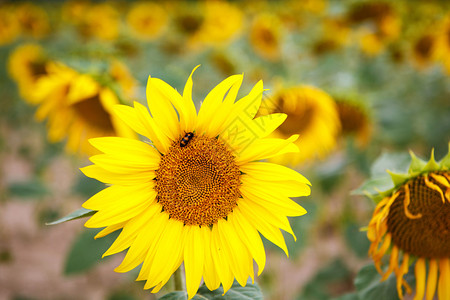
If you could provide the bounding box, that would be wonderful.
[31,62,135,155]
[411,33,440,70]
[0,5,20,46]
[249,13,283,61]
[367,148,450,300]
[80,67,311,299]
[15,2,50,39]
[258,85,340,166]
[8,43,48,103]
[194,0,243,46]
[77,3,120,41]
[334,95,372,148]
[126,2,168,41]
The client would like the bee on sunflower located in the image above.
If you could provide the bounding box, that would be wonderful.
[80,66,311,299]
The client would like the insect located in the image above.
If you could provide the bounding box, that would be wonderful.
[180,132,194,147]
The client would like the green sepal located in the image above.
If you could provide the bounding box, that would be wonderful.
[408,150,426,173]
[423,149,440,171]
[387,170,410,187]
[438,143,450,169]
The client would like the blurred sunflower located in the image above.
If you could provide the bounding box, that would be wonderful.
[31,62,136,155]
[81,67,311,299]
[78,3,120,41]
[126,2,168,41]
[259,86,340,166]
[367,148,450,300]
[312,18,351,55]
[15,2,50,39]
[334,96,372,148]
[411,33,439,70]
[347,2,401,56]
[436,16,450,74]
[249,13,283,61]
[0,5,20,46]
[194,0,243,46]
[8,43,48,103]
[61,0,90,25]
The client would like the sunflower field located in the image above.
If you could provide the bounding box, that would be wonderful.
[0,1,449,300]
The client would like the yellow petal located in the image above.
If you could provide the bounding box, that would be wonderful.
[413,258,426,300]
[217,218,252,287]
[89,154,159,174]
[211,224,234,293]
[146,77,180,140]
[438,258,449,300]
[425,259,438,300]
[230,80,264,120]
[94,221,126,239]
[143,219,185,289]
[81,165,155,185]
[84,185,156,227]
[230,209,266,276]
[235,205,289,256]
[242,175,310,198]
[197,74,243,136]
[235,135,299,165]
[181,66,200,131]
[202,227,221,290]
[115,207,167,273]
[240,183,307,217]
[184,226,205,299]
[240,161,311,185]
[89,137,160,161]
[103,204,160,257]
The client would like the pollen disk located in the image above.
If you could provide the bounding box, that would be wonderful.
[155,134,241,226]
[386,171,450,258]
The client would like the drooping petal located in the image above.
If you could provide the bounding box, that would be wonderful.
[184,226,206,299]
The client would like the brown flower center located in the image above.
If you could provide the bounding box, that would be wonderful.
[275,96,315,136]
[155,134,241,226]
[414,35,434,59]
[71,95,114,132]
[336,101,367,134]
[387,171,450,258]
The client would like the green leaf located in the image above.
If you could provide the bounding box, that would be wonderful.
[354,264,400,300]
[46,208,95,225]
[159,280,263,300]
[64,228,119,275]
[351,176,392,197]
[332,292,359,300]
[370,152,410,177]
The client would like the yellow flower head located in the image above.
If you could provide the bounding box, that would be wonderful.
[126,2,168,41]
[78,3,120,41]
[195,0,243,46]
[81,67,311,298]
[31,62,135,155]
[367,147,450,300]
[411,33,439,70]
[435,15,450,74]
[15,2,50,39]
[249,13,283,61]
[8,43,48,103]
[259,85,340,166]
[0,5,20,46]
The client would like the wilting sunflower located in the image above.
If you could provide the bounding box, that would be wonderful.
[8,43,48,103]
[249,13,283,61]
[334,96,372,148]
[367,148,450,300]
[81,67,311,299]
[126,2,168,41]
[258,85,340,166]
[31,62,135,155]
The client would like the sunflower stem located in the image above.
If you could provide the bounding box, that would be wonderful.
[173,266,183,291]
